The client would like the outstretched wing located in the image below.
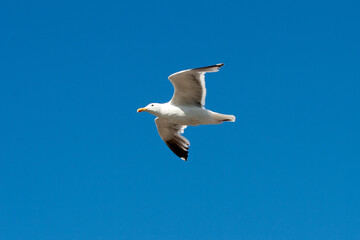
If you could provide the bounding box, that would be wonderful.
[155,117,190,161]
[168,63,224,108]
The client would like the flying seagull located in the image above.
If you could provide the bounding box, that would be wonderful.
[137,63,235,161]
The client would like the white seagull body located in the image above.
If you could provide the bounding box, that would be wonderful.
[137,63,235,161]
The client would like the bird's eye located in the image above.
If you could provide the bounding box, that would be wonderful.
[151,104,154,107]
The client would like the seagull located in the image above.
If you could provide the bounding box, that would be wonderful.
[137,63,235,161]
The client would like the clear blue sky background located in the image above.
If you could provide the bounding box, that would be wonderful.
[1,0,359,239]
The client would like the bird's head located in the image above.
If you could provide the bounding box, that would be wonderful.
[137,103,161,115]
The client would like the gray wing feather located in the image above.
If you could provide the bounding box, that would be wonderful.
[168,63,224,107]
[155,118,190,161]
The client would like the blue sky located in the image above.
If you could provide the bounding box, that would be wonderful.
[1,0,360,239]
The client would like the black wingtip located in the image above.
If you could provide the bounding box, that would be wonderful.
[192,63,225,71]
[166,139,189,161]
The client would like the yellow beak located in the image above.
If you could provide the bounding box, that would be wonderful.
[137,108,147,113]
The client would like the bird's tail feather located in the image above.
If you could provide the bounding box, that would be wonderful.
[212,113,236,123]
